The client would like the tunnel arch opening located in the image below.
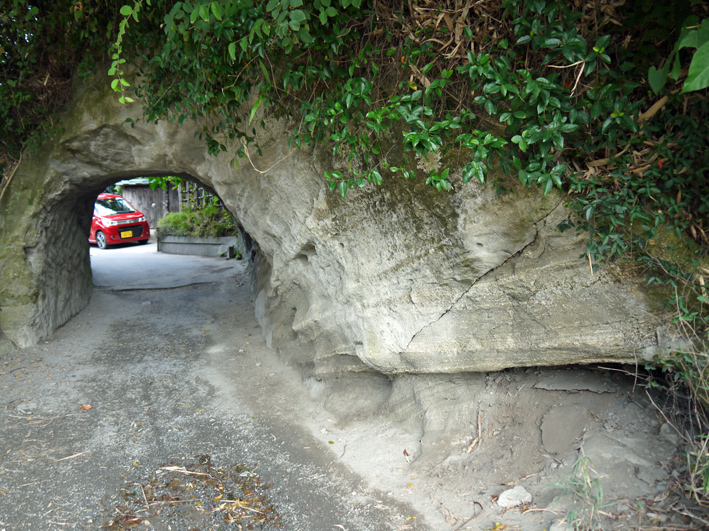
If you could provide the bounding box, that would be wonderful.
[0,161,261,349]
[0,76,361,375]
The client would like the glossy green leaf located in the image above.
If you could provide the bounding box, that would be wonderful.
[683,41,709,92]
[648,62,670,94]
[259,60,271,85]
[250,93,265,124]
[211,2,222,20]
[290,9,306,22]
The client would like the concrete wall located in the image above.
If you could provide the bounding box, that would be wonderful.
[157,235,239,257]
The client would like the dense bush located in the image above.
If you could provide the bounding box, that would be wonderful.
[157,205,237,238]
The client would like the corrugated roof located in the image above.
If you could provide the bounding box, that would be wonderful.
[114,177,151,186]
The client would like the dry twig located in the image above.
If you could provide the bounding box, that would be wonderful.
[466,409,483,453]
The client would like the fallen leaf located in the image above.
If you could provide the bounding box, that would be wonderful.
[78,404,93,410]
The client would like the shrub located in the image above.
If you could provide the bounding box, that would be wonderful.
[157,205,237,238]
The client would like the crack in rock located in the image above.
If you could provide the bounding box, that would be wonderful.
[404,197,566,352]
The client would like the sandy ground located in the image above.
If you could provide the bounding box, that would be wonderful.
[0,243,704,530]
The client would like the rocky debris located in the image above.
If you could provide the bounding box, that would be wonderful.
[497,486,532,508]
[15,402,37,414]
[534,370,617,394]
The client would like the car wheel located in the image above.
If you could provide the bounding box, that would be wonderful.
[138,239,149,245]
[96,231,108,249]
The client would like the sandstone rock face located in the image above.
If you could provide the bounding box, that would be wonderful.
[0,74,669,374]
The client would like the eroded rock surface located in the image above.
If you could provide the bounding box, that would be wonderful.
[0,73,671,375]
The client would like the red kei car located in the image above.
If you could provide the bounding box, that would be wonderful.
[89,193,150,249]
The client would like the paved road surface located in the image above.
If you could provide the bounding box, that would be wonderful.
[90,240,238,290]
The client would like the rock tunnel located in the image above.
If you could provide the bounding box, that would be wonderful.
[0,74,675,375]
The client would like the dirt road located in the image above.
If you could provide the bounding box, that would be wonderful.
[0,246,426,530]
[0,243,701,530]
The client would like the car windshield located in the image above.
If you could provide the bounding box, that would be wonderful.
[95,197,136,216]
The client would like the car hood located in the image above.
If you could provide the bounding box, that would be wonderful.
[101,212,144,221]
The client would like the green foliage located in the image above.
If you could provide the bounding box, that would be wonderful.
[688,435,709,500]
[108,0,150,104]
[640,249,709,508]
[649,17,709,94]
[147,175,182,190]
[0,1,120,175]
[157,204,237,238]
[100,0,708,264]
[561,91,709,260]
[3,0,708,264]
[553,456,611,531]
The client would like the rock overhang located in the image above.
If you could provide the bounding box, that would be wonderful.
[0,73,673,374]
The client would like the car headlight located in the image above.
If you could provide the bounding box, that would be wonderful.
[107,220,118,226]
[137,216,146,222]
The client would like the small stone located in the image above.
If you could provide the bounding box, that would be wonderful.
[615,503,630,513]
[497,486,532,508]
[141,301,152,305]
[659,422,680,446]
[17,402,37,414]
